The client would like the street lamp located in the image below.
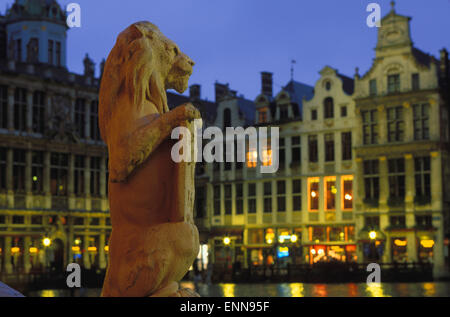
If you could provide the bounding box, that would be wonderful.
[223,236,231,246]
[290,234,298,243]
[43,237,52,273]
[43,237,51,247]
[369,231,377,240]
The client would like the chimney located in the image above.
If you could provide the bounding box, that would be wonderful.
[215,82,229,102]
[189,84,201,99]
[261,72,273,97]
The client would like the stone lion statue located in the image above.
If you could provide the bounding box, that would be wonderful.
[99,21,201,297]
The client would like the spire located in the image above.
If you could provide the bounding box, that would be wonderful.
[390,1,395,13]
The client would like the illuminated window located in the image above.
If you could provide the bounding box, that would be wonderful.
[308,178,319,211]
[261,142,272,167]
[324,177,336,210]
[246,148,257,168]
[342,176,353,210]
[258,108,268,123]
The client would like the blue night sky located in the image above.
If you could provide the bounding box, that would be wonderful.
[1,0,449,101]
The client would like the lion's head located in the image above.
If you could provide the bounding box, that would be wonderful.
[98,21,195,144]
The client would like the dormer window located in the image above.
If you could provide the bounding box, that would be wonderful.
[324,97,334,119]
[279,105,289,120]
[258,108,268,123]
[325,81,331,91]
[387,74,400,94]
[412,73,420,91]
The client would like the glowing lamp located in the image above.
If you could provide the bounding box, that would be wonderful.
[310,249,316,255]
[104,245,109,252]
[72,246,80,252]
[345,194,353,200]
[11,247,20,253]
[290,234,298,243]
[88,246,97,252]
[223,237,231,245]
[32,176,38,182]
[43,237,51,247]
[420,240,434,248]
[267,238,273,244]
[74,239,81,245]
[369,231,377,240]
[311,191,317,198]
[318,249,324,255]
[394,239,407,247]
[29,247,38,253]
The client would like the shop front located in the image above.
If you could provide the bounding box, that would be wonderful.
[358,229,386,263]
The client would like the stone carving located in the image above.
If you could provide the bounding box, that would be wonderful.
[99,21,201,297]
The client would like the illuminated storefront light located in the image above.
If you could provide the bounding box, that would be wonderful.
[87,246,97,252]
[420,240,434,248]
[11,247,20,253]
[369,231,377,240]
[43,237,51,247]
[223,237,231,246]
[246,150,257,168]
[394,239,407,247]
[29,247,38,254]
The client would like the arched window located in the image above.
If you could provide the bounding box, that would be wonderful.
[324,97,334,119]
[223,108,231,128]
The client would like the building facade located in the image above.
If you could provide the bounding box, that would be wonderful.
[352,6,450,278]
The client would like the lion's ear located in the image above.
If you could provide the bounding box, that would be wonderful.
[133,21,156,40]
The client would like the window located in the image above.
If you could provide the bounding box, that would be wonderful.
[342,177,353,210]
[324,133,334,162]
[325,177,336,210]
[31,216,42,225]
[74,155,85,196]
[90,100,101,141]
[390,216,406,228]
[292,179,301,211]
[258,109,268,123]
[246,142,257,168]
[224,184,232,215]
[412,73,420,91]
[195,186,205,218]
[387,106,404,142]
[340,106,347,117]
[415,215,432,229]
[308,178,319,211]
[369,79,377,96]
[12,216,24,224]
[415,157,431,198]
[16,39,22,61]
[324,97,334,119]
[56,41,61,67]
[32,91,45,134]
[235,183,243,215]
[387,74,400,93]
[0,148,6,190]
[13,149,26,191]
[263,181,272,213]
[213,185,221,215]
[365,216,379,229]
[311,109,317,120]
[31,151,44,193]
[223,108,231,129]
[277,180,286,212]
[14,88,27,132]
[50,153,68,196]
[291,136,301,164]
[0,85,7,129]
[325,81,331,91]
[75,98,86,139]
[90,157,101,197]
[247,183,256,214]
[388,158,405,200]
[48,40,53,64]
[364,160,379,201]
[308,135,318,163]
[413,104,429,140]
[279,105,289,120]
[341,132,352,161]
[362,110,378,145]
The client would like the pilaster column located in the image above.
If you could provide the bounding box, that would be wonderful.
[85,99,91,140]
[23,236,31,273]
[403,102,414,143]
[404,153,414,210]
[25,150,33,208]
[4,236,12,274]
[26,90,33,134]
[83,234,91,269]
[85,157,91,210]
[7,86,14,131]
[355,158,364,209]
[430,151,445,278]
[377,105,386,144]
[99,227,106,269]
[6,148,13,208]
[68,154,75,209]
[406,233,418,263]
[378,156,388,208]
[429,99,439,141]
[43,151,51,209]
